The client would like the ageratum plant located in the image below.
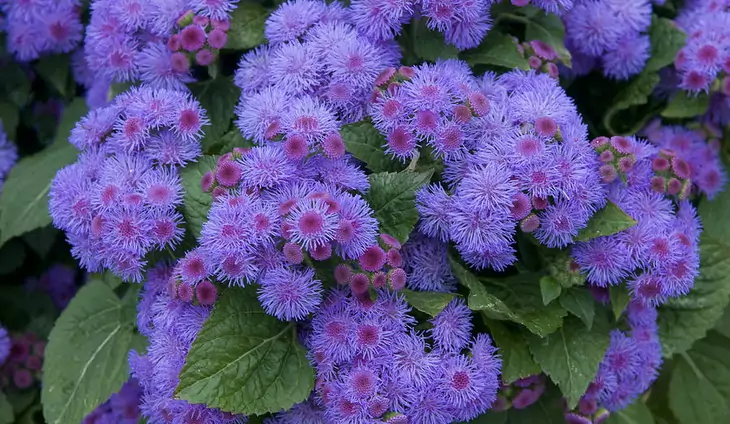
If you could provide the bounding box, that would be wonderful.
[0,1,729,424]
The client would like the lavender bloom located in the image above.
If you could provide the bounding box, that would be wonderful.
[49,87,206,281]
[0,325,9,366]
[308,288,501,423]
[1,0,83,61]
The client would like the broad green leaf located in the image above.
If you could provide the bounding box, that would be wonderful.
[450,257,517,321]
[176,286,314,415]
[606,400,654,424]
[560,288,595,329]
[668,332,730,424]
[0,97,85,246]
[528,315,611,408]
[484,318,541,384]
[225,3,268,50]
[87,271,124,290]
[523,9,572,66]
[42,282,138,424]
[35,55,71,97]
[462,31,530,70]
[610,285,631,321]
[603,72,661,136]
[576,201,637,242]
[540,276,562,305]
[401,289,458,316]
[180,156,217,239]
[4,389,36,419]
[545,250,585,288]
[485,274,568,338]
[340,121,405,173]
[364,170,433,244]
[661,91,710,119]
[189,77,241,149]
[658,188,730,357]
[412,22,459,62]
[22,225,58,258]
[0,239,26,275]
[714,304,730,339]
[645,16,686,73]
[0,392,13,424]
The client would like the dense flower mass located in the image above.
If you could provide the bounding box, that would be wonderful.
[49,86,207,281]
[170,143,391,321]
[572,135,704,306]
[411,66,606,270]
[306,290,502,423]
[83,0,239,90]
[0,326,9,366]
[0,0,84,61]
[0,331,44,390]
[130,265,245,423]
[562,0,652,80]
[234,0,400,149]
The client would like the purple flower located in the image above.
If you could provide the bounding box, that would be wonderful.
[258,267,323,320]
[430,299,473,352]
[602,34,650,80]
[265,0,328,43]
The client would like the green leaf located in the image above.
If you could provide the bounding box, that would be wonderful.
[668,332,730,424]
[523,10,572,66]
[401,289,458,316]
[189,77,241,149]
[661,91,710,119]
[645,16,687,73]
[0,392,13,424]
[340,121,405,173]
[35,55,71,97]
[560,288,595,329]
[610,285,631,321]
[714,304,730,339]
[204,128,254,155]
[176,286,314,415]
[484,318,541,384]
[462,31,530,70]
[540,276,562,305]
[528,315,611,408]
[603,72,661,136]
[4,389,36,419]
[412,22,459,62]
[364,170,433,244]
[22,225,58,258]
[606,400,654,424]
[450,257,518,320]
[88,271,124,290]
[180,156,217,239]
[42,281,138,424]
[225,3,268,50]
[658,188,730,357]
[576,200,637,242]
[0,98,85,246]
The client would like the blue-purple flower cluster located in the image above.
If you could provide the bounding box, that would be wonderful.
[0,325,9,366]
[130,265,245,424]
[644,119,728,199]
[573,135,703,306]
[567,301,661,422]
[401,231,456,293]
[172,143,395,321]
[0,0,83,61]
[305,291,501,423]
[49,86,207,281]
[83,0,238,90]
[0,121,18,194]
[235,0,400,150]
[82,379,142,424]
[674,0,730,93]
[562,0,652,80]
[0,331,44,390]
[413,67,606,270]
[492,374,548,411]
[510,0,575,15]
[348,0,492,49]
